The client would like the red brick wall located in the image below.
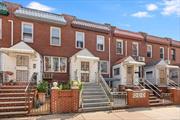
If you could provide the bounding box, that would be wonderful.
[126,89,149,107]
[51,89,79,113]
[169,88,180,104]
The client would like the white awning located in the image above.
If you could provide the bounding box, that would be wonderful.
[167,65,179,69]
[0,48,35,54]
[76,55,99,61]
[124,61,145,66]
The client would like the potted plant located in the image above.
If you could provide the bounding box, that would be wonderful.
[37,81,48,103]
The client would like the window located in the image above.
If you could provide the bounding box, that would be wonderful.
[147,45,152,58]
[96,35,105,51]
[99,61,108,74]
[160,47,164,59]
[22,22,33,43]
[81,62,89,71]
[44,56,67,73]
[146,71,153,80]
[16,55,29,66]
[76,32,84,48]
[50,27,61,46]
[116,39,123,54]
[170,69,178,79]
[171,49,176,61]
[132,42,139,56]
[0,18,2,39]
[44,56,51,72]
[114,68,120,76]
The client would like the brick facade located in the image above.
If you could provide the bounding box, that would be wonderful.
[0,2,180,82]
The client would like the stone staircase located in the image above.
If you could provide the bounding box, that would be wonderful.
[82,83,111,112]
[0,84,35,117]
[149,91,162,106]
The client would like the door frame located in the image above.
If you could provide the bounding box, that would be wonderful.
[158,67,167,85]
[126,65,134,85]
[16,55,29,82]
[80,61,90,82]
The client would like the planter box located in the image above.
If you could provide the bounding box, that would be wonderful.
[38,92,46,103]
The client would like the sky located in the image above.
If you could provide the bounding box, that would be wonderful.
[4,0,180,41]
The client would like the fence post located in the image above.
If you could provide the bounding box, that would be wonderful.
[71,81,80,112]
[51,82,59,114]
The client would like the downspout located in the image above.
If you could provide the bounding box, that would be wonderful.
[8,20,14,46]
[108,37,111,78]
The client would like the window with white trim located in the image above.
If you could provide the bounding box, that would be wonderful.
[50,27,61,46]
[116,39,123,54]
[0,18,2,39]
[96,35,105,51]
[76,31,84,48]
[99,61,108,74]
[44,56,67,73]
[147,45,152,58]
[146,71,153,80]
[114,68,120,76]
[160,47,164,59]
[22,22,33,43]
[132,42,138,56]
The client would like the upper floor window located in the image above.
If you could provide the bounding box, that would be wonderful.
[99,60,108,74]
[132,42,139,56]
[50,27,61,46]
[44,56,67,73]
[116,39,123,54]
[96,35,105,51]
[0,18,2,39]
[147,45,152,58]
[22,22,33,43]
[171,49,176,61]
[76,31,84,49]
[160,47,164,59]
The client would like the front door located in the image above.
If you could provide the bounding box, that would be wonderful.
[127,65,134,85]
[16,55,29,82]
[159,68,166,85]
[81,61,90,82]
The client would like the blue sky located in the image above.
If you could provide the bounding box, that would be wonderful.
[5,0,180,41]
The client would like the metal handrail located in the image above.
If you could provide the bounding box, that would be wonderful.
[98,73,113,103]
[25,72,37,113]
[144,79,161,97]
[168,79,178,87]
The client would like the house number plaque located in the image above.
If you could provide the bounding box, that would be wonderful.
[133,92,146,98]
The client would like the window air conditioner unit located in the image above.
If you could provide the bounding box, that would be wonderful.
[138,56,145,62]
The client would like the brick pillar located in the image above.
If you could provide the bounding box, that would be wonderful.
[126,89,149,107]
[169,88,180,104]
[72,89,79,112]
[51,88,59,113]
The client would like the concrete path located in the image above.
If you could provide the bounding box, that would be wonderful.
[2,105,180,120]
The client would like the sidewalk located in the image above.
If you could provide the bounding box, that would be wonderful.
[2,105,180,120]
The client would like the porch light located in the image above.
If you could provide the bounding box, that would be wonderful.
[0,2,9,16]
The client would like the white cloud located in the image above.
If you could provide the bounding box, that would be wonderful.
[131,11,151,18]
[27,1,55,12]
[161,0,180,16]
[146,4,158,11]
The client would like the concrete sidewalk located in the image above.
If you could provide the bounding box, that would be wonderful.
[2,105,180,120]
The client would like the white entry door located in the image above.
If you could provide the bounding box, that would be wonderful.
[81,61,90,82]
[16,55,29,82]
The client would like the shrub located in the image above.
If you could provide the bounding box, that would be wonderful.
[37,81,48,93]
[58,82,71,90]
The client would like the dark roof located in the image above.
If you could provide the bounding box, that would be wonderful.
[145,60,161,67]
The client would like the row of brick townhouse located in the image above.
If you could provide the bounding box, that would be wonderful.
[0,2,179,87]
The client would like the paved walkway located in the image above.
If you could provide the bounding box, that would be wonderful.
[2,105,180,120]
